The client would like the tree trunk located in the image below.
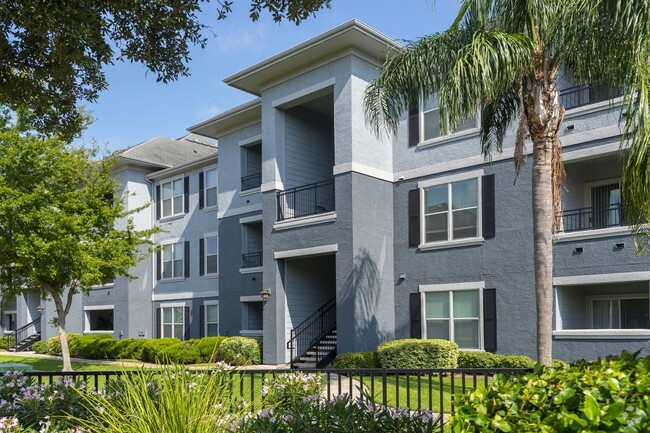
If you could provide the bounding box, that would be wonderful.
[532,137,554,366]
[51,292,73,372]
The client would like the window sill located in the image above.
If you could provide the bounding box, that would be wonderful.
[158,277,185,284]
[555,226,631,243]
[418,237,484,251]
[273,212,336,231]
[240,187,261,197]
[83,330,114,335]
[240,330,263,337]
[416,128,480,150]
[203,273,219,279]
[553,329,650,340]
[240,266,263,274]
[158,214,185,223]
[203,205,218,212]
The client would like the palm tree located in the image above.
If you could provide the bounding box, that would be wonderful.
[364,0,649,365]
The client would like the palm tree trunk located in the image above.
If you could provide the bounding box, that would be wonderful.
[532,136,554,366]
[51,292,73,372]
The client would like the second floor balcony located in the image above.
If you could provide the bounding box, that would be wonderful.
[277,180,335,222]
[559,84,623,111]
[559,203,626,233]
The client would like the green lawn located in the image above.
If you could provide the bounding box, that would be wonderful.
[0,354,142,372]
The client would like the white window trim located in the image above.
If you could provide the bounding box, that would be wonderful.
[158,175,186,220]
[203,300,220,337]
[241,298,263,335]
[419,282,485,350]
[416,97,481,147]
[160,238,185,281]
[204,232,219,277]
[3,310,16,334]
[203,165,219,210]
[418,170,484,249]
[83,305,114,334]
[160,303,186,340]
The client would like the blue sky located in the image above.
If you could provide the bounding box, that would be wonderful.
[79,0,461,153]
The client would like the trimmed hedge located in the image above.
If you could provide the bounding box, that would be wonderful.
[333,351,380,369]
[450,351,650,432]
[31,334,258,365]
[457,351,536,369]
[377,338,458,369]
[217,336,261,366]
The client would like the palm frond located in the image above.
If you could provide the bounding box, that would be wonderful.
[480,84,520,159]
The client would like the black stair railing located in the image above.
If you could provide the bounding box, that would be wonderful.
[287,297,336,368]
[10,317,41,351]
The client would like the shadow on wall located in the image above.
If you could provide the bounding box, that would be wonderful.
[339,248,392,351]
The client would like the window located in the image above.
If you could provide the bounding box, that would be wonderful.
[161,178,184,217]
[410,94,478,145]
[423,289,481,349]
[591,296,649,329]
[3,311,16,332]
[241,142,262,191]
[205,303,219,336]
[241,299,263,335]
[84,307,114,332]
[423,178,479,244]
[162,242,184,279]
[205,235,218,275]
[590,181,623,229]
[204,168,218,208]
[161,306,185,340]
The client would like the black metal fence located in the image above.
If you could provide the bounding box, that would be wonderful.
[18,367,531,430]
[559,203,626,232]
[559,84,623,110]
[241,173,261,191]
[277,180,334,221]
[241,252,263,268]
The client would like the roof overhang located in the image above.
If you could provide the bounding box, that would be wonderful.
[223,19,402,96]
[187,98,261,139]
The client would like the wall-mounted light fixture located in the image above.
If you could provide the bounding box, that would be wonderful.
[398,273,407,280]
[260,288,272,301]
[36,305,44,313]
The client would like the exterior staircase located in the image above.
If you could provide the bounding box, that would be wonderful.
[287,297,337,369]
[7,317,41,352]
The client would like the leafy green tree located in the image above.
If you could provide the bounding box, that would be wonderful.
[0,125,156,371]
[364,0,649,365]
[0,0,331,139]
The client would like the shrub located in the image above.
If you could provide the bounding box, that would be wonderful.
[377,339,458,369]
[261,371,324,410]
[0,336,15,350]
[238,393,440,433]
[333,351,380,369]
[71,334,114,358]
[450,351,650,432]
[216,337,261,366]
[159,340,202,364]
[140,338,180,363]
[31,340,49,354]
[195,336,228,362]
[457,351,536,369]
[35,334,81,356]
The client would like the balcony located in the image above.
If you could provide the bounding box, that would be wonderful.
[559,84,623,111]
[277,180,334,221]
[242,252,262,268]
[241,173,261,192]
[558,203,626,233]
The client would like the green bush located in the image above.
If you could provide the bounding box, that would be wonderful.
[32,340,49,354]
[216,336,261,366]
[333,351,380,369]
[450,351,650,432]
[377,338,458,369]
[457,351,536,369]
[36,334,81,356]
[140,338,180,363]
[104,338,147,360]
[0,336,16,350]
[71,334,114,358]
[195,336,227,362]
[159,340,202,364]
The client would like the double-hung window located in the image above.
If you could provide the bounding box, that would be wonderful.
[162,242,184,279]
[422,286,482,350]
[161,178,184,217]
[204,168,218,208]
[161,306,185,340]
[204,302,219,336]
[205,235,218,275]
[409,94,479,146]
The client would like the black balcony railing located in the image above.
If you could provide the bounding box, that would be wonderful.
[559,84,624,111]
[559,203,626,232]
[277,180,335,221]
[242,252,262,268]
[241,173,261,191]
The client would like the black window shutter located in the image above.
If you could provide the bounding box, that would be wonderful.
[155,185,161,220]
[482,174,496,239]
[410,292,422,338]
[199,305,205,338]
[156,250,161,281]
[199,238,205,276]
[198,172,204,210]
[184,176,190,213]
[408,105,419,147]
[408,189,421,247]
[483,288,497,352]
[184,306,191,341]
[156,307,161,338]
[184,241,190,278]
